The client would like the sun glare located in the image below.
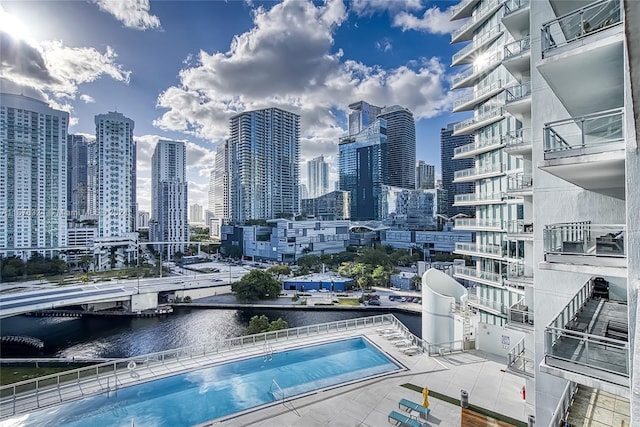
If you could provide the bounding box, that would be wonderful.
[0,7,35,45]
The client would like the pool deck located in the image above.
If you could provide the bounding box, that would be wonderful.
[1,322,533,426]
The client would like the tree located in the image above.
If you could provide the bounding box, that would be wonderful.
[246,315,289,334]
[173,251,184,265]
[80,254,93,273]
[296,254,321,272]
[267,264,291,281]
[357,247,393,270]
[268,318,288,331]
[371,265,389,288]
[231,270,281,301]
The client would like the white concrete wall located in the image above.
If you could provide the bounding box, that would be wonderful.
[421,268,468,345]
[475,323,525,359]
[131,293,158,311]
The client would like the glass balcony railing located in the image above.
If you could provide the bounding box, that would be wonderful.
[450,0,480,20]
[506,261,533,282]
[508,300,534,327]
[453,80,504,111]
[451,0,504,42]
[451,51,503,88]
[544,278,629,385]
[454,163,503,181]
[503,0,530,17]
[453,107,504,134]
[544,222,626,257]
[506,173,533,192]
[454,192,504,204]
[454,218,504,230]
[505,219,533,235]
[507,336,534,377]
[504,128,530,150]
[453,135,503,158]
[543,109,624,155]
[542,0,622,55]
[505,81,532,104]
[466,292,508,314]
[503,36,531,61]
[454,266,504,287]
[452,24,503,64]
[455,242,504,257]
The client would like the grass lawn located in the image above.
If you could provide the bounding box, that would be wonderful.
[0,366,75,386]
[337,298,361,306]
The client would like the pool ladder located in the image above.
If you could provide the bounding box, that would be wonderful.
[263,342,273,361]
[269,379,300,417]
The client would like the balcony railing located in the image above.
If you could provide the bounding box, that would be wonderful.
[452,0,504,43]
[544,222,626,257]
[455,242,504,257]
[451,50,503,88]
[543,109,624,155]
[452,24,503,64]
[506,173,533,192]
[454,265,504,287]
[453,135,503,158]
[544,278,629,385]
[503,36,531,61]
[453,80,503,111]
[505,219,533,235]
[466,292,508,314]
[454,218,504,230]
[506,260,533,282]
[454,191,505,205]
[542,0,622,55]
[454,163,503,181]
[505,81,532,104]
[453,107,504,134]
[509,300,534,327]
[503,0,530,17]
[450,0,481,20]
[504,128,531,150]
[507,336,534,377]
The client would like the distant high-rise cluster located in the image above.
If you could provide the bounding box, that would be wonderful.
[67,134,89,218]
[440,124,474,218]
[307,155,329,199]
[415,160,435,190]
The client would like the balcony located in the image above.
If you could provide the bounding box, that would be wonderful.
[454,191,505,206]
[452,24,504,66]
[453,107,505,135]
[454,162,504,183]
[454,218,504,231]
[504,81,531,118]
[502,37,531,81]
[506,260,534,285]
[539,0,623,117]
[465,290,508,315]
[454,265,504,288]
[451,0,504,43]
[502,0,530,37]
[451,50,503,89]
[507,337,534,378]
[503,128,531,156]
[454,242,504,260]
[453,135,504,159]
[505,219,533,240]
[540,109,625,199]
[506,173,533,196]
[453,80,505,112]
[543,222,626,271]
[450,0,481,21]
[542,277,629,394]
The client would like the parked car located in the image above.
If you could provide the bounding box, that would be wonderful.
[368,299,381,306]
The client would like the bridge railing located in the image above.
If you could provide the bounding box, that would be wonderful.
[0,314,400,419]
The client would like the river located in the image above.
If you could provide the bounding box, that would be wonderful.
[0,308,421,359]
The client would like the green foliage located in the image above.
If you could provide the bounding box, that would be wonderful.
[231,270,281,301]
[189,226,209,235]
[296,254,321,271]
[246,315,288,334]
[357,247,393,270]
[245,219,268,226]
[224,245,243,260]
[300,299,307,306]
[183,296,192,303]
[291,294,300,302]
[267,264,291,280]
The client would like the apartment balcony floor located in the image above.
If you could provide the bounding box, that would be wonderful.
[502,0,530,38]
[502,48,530,82]
[565,385,630,427]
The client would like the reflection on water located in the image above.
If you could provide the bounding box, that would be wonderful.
[0,308,420,359]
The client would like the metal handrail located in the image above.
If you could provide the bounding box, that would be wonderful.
[503,36,531,60]
[503,0,530,16]
[453,135,503,157]
[544,222,625,257]
[452,0,504,41]
[453,107,504,133]
[453,80,503,109]
[452,24,503,63]
[505,81,532,103]
[544,108,624,153]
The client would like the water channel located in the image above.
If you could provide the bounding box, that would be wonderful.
[0,308,421,359]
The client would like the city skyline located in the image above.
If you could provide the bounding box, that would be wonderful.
[0,0,469,211]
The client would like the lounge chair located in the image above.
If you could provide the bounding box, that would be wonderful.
[384,333,404,340]
[399,398,430,419]
[388,410,423,427]
[402,346,421,355]
[394,339,413,348]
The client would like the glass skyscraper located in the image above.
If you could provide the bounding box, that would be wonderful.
[440,124,475,217]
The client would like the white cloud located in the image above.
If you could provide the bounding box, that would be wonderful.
[80,94,95,103]
[155,0,454,168]
[92,0,161,31]
[392,6,462,35]
[350,0,423,16]
[375,38,392,52]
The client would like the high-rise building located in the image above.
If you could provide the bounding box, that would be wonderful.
[212,140,229,220]
[94,111,136,238]
[347,100,382,136]
[208,169,215,215]
[189,204,203,224]
[415,160,435,189]
[447,0,639,424]
[440,124,475,217]
[150,140,188,257]
[338,118,387,220]
[0,93,68,260]
[228,108,300,222]
[378,105,416,189]
[300,190,350,221]
[307,155,329,199]
[299,184,308,201]
[86,140,97,217]
[67,134,89,218]
[136,210,150,229]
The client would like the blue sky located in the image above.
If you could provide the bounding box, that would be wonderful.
[0,0,471,211]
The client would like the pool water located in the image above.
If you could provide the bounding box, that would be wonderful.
[10,337,400,426]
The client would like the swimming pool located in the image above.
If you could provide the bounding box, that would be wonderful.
[8,337,401,426]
